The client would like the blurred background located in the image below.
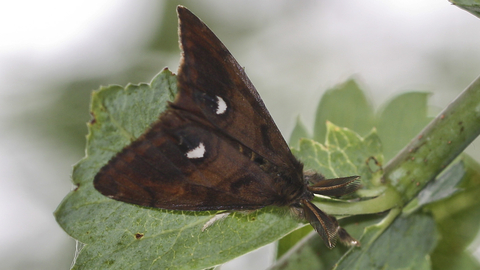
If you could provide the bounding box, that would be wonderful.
[2,0,480,269]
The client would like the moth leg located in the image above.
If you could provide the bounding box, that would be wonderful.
[202,212,231,231]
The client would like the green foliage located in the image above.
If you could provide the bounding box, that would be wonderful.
[272,214,384,270]
[334,213,438,270]
[55,68,480,269]
[283,74,480,269]
[313,79,374,144]
[55,70,385,269]
[376,92,433,161]
[305,79,432,163]
[288,116,310,149]
[293,122,383,187]
[428,155,480,270]
[55,2,480,265]
[276,225,313,259]
[451,0,480,18]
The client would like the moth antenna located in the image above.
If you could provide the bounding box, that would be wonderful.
[301,200,338,248]
[308,175,361,197]
[337,227,361,247]
[328,215,360,247]
[201,212,230,231]
[301,200,360,248]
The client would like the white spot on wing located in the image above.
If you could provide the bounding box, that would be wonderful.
[216,96,227,115]
[186,142,206,159]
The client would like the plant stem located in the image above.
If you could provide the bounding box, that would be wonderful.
[314,186,401,215]
[383,75,480,204]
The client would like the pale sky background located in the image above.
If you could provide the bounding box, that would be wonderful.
[1,1,480,269]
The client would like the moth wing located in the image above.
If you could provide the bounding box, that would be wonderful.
[94,110,283,211]
[174,7,301,173]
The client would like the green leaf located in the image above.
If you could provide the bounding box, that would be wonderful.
[55,69,380,270]
[273,231,343,270]
[276,226,313,259]
[334,212,438,270]
[277,123,391,258]
[272,214,385,270]
[310,80,433,163]
[450,0,480,18]
[279,75,480,268]
[280,119,385,259]
[294,122,383,189]
[376,92,433,162]
[417,160,464,206]
[313,79,374,144]
[427,155,480,270]
[402,158,465,215]
[292,123,402,218]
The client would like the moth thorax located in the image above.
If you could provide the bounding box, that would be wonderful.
[273,173,312,208]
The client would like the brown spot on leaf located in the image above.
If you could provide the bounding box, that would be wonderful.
[89,112,96,124]
[366,156,383,173]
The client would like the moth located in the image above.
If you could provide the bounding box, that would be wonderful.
[94,6,360,248]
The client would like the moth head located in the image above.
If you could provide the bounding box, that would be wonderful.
[303,170,325,185]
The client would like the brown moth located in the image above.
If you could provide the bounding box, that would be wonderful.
[94,5,360,248]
